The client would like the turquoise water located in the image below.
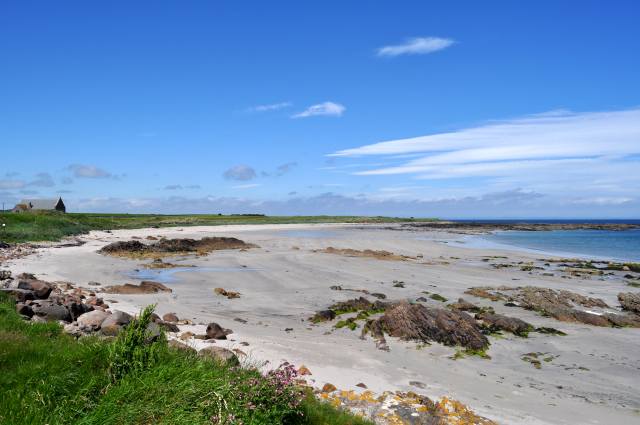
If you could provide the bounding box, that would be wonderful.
[481,229,640,262]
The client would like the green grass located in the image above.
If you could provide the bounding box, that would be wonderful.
[0,293,371,425]
[0,211,436,244]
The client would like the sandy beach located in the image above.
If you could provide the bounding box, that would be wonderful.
[4,223,640,425]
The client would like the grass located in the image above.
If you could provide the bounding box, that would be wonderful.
[0,211,436,244]
[0,293,371,425]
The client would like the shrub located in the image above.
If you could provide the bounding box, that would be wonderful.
[108,304,164,381]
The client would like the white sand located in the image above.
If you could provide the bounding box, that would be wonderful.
[6,223,640,425]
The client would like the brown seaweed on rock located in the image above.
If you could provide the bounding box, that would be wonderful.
[362,302,489,351]
[99,237,257,258]
[466,286,640,328]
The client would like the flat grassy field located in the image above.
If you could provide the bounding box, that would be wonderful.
[0,211,435,243]
[0,293,371,425]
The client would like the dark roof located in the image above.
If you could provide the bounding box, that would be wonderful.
[18,198,64,210]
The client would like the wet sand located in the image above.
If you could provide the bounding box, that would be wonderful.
[5,223,640,425]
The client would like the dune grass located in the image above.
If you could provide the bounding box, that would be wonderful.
[0,211,435,244]
[0,293,371,425]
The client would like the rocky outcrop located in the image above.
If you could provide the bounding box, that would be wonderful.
[476,312,533,337]
[618,292,640,314]
[99,237,257,258]
[466,286,640,328]
[362,302,489,351]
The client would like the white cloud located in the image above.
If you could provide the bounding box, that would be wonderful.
[247,102,292,113]
[68,164,113,179]
[329,108,640,204]
[0,179,26,190]
[376,37,455,57]
[232,183,262,189]
[223,165,257,181]
[292,102,345,118]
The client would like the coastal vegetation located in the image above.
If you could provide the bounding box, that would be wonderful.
[0,292,371,425]
[0,211,435,244]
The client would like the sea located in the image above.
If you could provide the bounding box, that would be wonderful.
[451,220,640,262]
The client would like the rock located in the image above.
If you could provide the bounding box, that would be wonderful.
[63,323,83,337]
[298,365,312,375]
[16,272,36,280]
[77,310,110,331]
[416,297,428,302]
[99,240,148,255]
[31,301,72,322]
[101,310,132,336]
[213,288,240,299]
[162,312,179,322]
[157,321,180,333]
[88,281,101,286]
[104,281,172,294]
[16,302,33,318]
[145,322,162,342]
[362,302,489,351]
[206,322,232,339]
[322,383,337,393]
[233,317,248,324]
[168,340,197,353]
[355,382,367,389]
[31,315,47,323]
[0,288,35,303]
[476,312,534,337]
[179,331,195,341]
[618,292,640,314]
[310,310,336,323]
[67,301,94,321]
[330,285,343,290]
[448,298,483,313]
[17,279,52,299]
[409,381,426,389]
[0,270,12,280]
[198,346,240,366]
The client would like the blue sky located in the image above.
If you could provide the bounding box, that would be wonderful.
[1,1,639,217]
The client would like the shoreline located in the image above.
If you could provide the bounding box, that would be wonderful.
[446,230,640,263]
[3,223,640,425]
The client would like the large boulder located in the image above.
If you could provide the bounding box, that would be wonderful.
[17,279,52,299]
[67,301,94,321]
[77,310,111,331]
[16,302,34,318]
[31,301,72,322]
[0,288,35,303]
[206,322,232,340]
[198,346,239,366]
[101,310,133,336]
